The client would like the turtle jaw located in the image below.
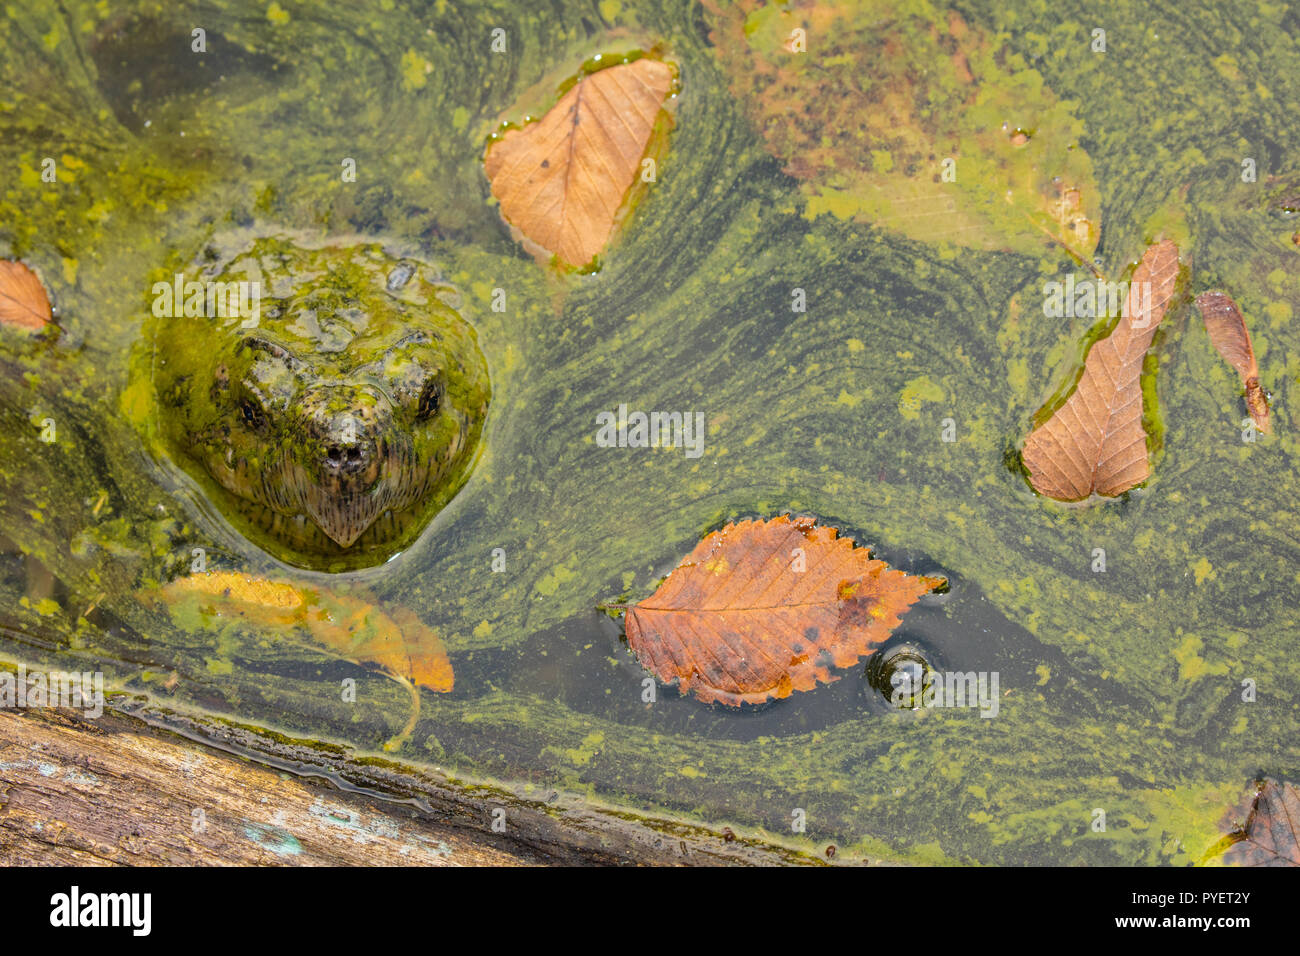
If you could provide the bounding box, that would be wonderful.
[300,485,386,548]
[197,412,460,555]
[302,461,387,547]
[287,434,422,549]
[292,388,399,546]
[147,236,493,570]
[301,427,388,544]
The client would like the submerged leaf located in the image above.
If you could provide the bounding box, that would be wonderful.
[1021,240,1181,501]
[146,570,453,693]
[484,58,676,268]
[0,260,52,330]
[619,515,944,706]
[701,0,1099,257]
[1195,290,1270,433]
[1214,778,1300,867]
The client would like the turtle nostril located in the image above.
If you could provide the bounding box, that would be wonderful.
[324,442,369,473]
[311,403,385,475]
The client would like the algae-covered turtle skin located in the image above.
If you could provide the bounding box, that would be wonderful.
[146,236,490,571]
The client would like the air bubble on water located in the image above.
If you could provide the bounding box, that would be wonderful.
[865,643,932,710]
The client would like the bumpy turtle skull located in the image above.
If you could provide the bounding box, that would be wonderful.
[150,237,490,570]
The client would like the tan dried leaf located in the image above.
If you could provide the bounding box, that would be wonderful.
[148,571,453,693]
[1196,290,1270,433]
[1021,240,1181,500]
[484,59,675,268]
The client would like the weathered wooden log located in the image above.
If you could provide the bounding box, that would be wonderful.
[0,707,814,866]
[0,708,533,865]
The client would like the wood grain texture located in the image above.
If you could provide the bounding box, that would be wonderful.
[0,709,524,866]
[0,706,823,866]
[1022,240,1180,500]
[484,59,674,267]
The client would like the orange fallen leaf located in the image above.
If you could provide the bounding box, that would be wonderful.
[484,58,675,268]
[617,515,944,706]
[0,260,52,330]
[308,601,455,696]
[1021,240,1181,500]
[1213,778,1300,867]
[147,570,453,693]
[1196,290,1270,433]
[162,570,304,619]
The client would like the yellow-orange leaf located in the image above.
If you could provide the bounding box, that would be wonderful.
[621,515,944,706]
[1022,240,1181,501]
[1196,290,1270,433]
[0,260,52,330]
[484,59,675,268]
[308,602,455,696]
[148,571,452,693]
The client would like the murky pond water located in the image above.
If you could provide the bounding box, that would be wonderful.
[1,0,1298,864]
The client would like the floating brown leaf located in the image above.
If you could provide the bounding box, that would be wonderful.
[0,260,52,330]
[1215,778,1300,867]
[484,58,675,268]
[1196,290,1270,433]
[619,515,944,706]
[1021,240,1181,500]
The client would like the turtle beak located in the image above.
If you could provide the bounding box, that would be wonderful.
[301,485,383,548]
[295,387,395,547]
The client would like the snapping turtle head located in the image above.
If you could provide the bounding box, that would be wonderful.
[151,238,490,569]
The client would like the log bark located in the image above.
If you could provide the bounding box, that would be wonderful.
[0,708,531,865]
[0,706,814,866]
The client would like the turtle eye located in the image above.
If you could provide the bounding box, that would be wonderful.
[239,396,268,431]
[416,379,441,420]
